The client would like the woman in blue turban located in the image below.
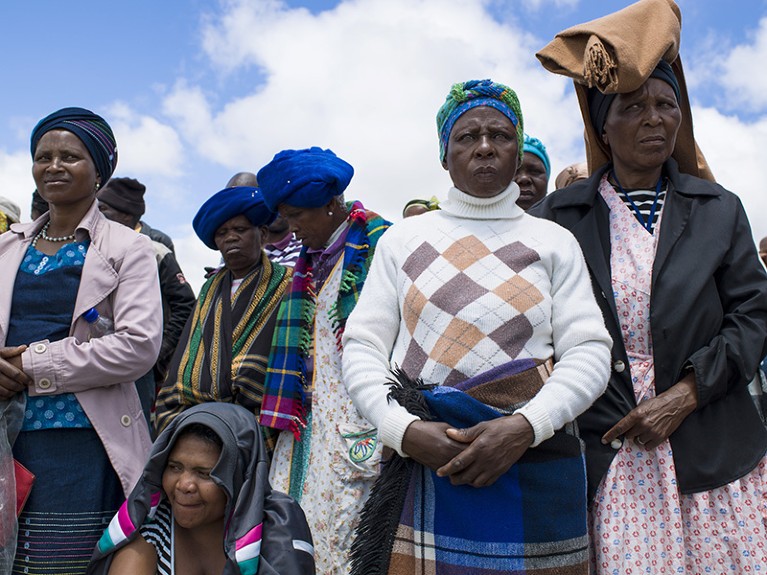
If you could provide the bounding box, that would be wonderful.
[0,107,162,574]
[257,146,391,575]
[155,186,292,457]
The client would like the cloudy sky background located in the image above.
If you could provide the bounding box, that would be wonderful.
[2,0,766,292]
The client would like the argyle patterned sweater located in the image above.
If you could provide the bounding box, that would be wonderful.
[342,183,612,455]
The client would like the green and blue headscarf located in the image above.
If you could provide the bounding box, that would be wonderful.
[436,79,524,162]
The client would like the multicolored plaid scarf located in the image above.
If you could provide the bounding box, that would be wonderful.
[155,254,291,445]
[259,201,390,437]
[351,359,589,575]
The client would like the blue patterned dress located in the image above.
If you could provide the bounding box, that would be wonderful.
[9,242,123,575]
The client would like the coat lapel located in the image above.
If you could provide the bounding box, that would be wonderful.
[568,194,620,326]
[653,184,693,283]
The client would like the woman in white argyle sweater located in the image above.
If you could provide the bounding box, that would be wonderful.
[342,79,611,575]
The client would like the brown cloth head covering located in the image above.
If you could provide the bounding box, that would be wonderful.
[535,0,714,181]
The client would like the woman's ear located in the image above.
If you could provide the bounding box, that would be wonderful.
[601,132,609,146]
[441,157,449,171]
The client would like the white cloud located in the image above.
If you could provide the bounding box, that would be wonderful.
[713,17,767,112]
[0,149,35,222]
[691,105,767,243]
[107,103,185,178]
[163,0,585,232]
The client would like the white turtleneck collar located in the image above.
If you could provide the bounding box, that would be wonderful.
[438,181,525,220]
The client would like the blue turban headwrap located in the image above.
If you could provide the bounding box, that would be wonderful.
[588,59,681,135]
[30,107,118,185]
[257,147,354,212]
[522,134,551,177]
[436,79,524,162]
[193,186,276,250]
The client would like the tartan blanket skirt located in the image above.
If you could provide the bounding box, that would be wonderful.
[352,358,589,575]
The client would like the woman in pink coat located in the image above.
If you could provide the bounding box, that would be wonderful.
[0,107,162,575]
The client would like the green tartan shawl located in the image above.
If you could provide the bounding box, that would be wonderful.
[155,253,291,437]
[259,201,390,437]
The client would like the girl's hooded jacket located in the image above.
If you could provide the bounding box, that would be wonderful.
[87,402,315,574]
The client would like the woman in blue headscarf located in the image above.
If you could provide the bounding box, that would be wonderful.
[154,186,292,455]
[0,107,162,574]
[257,147,391,575]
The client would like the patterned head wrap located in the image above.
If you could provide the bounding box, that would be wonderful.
[193,186,277,250]
[522,134,551,177]
[257,147,354,212]
[588,60,681,135]
[436,79,524,162]
[30,107,118,185]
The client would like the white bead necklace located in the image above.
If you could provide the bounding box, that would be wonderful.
[32,221,76,249]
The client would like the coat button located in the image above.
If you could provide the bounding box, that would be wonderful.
[120,415,132,427]
[38,378,52,389]
[610,438,622,450]
[613,360,626,373]
[34,343,47,354]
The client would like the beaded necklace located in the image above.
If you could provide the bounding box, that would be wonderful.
[32,221,76,249]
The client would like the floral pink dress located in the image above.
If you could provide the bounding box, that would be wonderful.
[590,176,767,573]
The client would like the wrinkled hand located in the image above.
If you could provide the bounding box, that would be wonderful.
[0,345,32,399]
[437,414,534,488]
[401,420,466,471]
[602,375,698,451]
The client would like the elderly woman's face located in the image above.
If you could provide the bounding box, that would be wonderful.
[214,214,266,279]
[33,129,100,208]
[442,107,519,198]
[514,152,549,211]
[278,200,338,250]
[602,78,681,177]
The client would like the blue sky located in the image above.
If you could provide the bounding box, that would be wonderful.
[2,0,767,291]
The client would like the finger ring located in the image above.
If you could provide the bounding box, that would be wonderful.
[636,437,646,446]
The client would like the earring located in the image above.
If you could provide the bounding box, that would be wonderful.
[328,211,333,216]
[95,182,101,191]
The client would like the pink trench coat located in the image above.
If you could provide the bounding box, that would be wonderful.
[0,200,162,495]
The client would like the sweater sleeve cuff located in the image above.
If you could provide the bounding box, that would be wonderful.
[379,409,421,457]
[516,402,554,447]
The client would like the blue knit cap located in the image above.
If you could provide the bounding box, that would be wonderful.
[30,107,118,185]
[193,186,276,250]
[257,147,354,212]
[436,79,524,162]
[522,134,551,177]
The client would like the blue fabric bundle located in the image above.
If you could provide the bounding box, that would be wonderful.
[193,186,276,250]
[257,147,354,212]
